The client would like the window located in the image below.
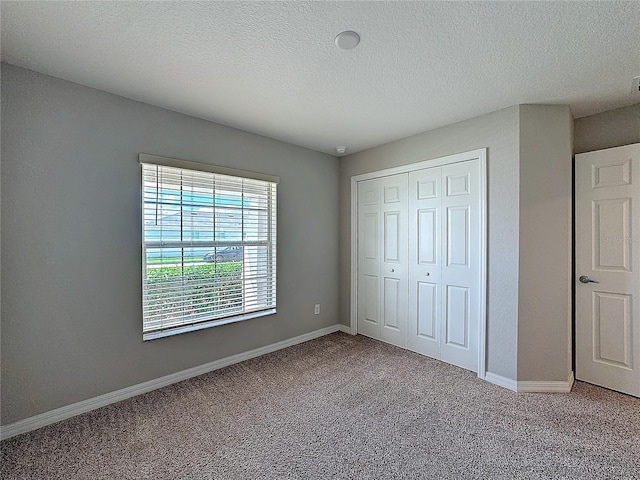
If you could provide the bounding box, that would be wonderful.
[140,154,278,340]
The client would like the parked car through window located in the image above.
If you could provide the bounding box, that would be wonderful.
[203,246,244,263]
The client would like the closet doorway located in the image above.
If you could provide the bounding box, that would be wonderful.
[350,149,487,377]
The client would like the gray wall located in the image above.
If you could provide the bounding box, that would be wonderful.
[1,64,340,425]
[517,105,573,382]
[574,103,640,154]
[340,106,521,380]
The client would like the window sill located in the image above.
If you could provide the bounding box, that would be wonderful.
[143,308,276,341]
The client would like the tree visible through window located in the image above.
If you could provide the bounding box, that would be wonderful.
[141,158,277,340]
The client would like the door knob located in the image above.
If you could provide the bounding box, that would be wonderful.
[579,275,599,284]
[425,272,430,276]
[390,268,395,273]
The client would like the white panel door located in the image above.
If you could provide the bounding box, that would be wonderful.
[357,178,382,340]
[440,160,480,372]
[379,174,409,347]
[408,167,442,358]
[407,160,480,372]
[357,174,409,348]
[575,143,640,397]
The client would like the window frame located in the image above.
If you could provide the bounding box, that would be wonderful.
[139,154,279,341]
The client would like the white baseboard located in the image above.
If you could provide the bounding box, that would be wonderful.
[484,372,518,392]
[517,372,574,393]
[0,324,345,441]
[484,371,575,394]
[337,324,352,334]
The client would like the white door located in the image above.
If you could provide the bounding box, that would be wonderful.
[357,177,382,340]
[407,161,481,372]
[440,161,481,372]
[408,167,442,359]
[357,174,409,348]
[575,143,640,397]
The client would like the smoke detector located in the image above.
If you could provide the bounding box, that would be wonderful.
[335,146,347,155]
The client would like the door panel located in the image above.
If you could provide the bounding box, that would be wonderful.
[446,173,470,196]
[418,178,437,199]
[592,292,632,368]
[445,285,469,348]
[384,185,401,203]
[440,161,480,372]
[592,159,631,188]
[384,278,401,330]
[417,209,437,264]
[446,206,470,267]
[417,281,437,339]
[363,275,379,325]
[384,212,401,262]
[408,168,442,358]
[592,198,631,271]
[576,143,639,397]
[357,174,408,347]
[357,179,382,339]
[363,214,378,260]
[380,174,409,347]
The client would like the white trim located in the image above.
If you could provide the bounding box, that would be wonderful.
[350,148,487,183]
[484,372,518,392]
[477,150,488,379]
[350,175,359,336]
[485,371,575,393]
[139,153,280,184]
[349,148,488,378]
[0,324,344,441]
[337,324,352,335]
[517,372,575,393]
[143,309,276,341]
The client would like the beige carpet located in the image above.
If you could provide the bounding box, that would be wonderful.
[2,332,639,479]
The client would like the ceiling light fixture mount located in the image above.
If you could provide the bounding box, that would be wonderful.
[335,31,360,50]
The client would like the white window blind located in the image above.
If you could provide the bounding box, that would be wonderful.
[141,159,277,340]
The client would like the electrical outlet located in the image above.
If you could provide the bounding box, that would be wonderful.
[314,304,320,315]
[634,76,640,94]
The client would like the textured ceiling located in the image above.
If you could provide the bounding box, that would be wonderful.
[2,1,639,155]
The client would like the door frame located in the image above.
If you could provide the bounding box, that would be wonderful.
[350,148,488,379]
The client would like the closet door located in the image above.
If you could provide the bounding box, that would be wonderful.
[379,174,409,347]
[408,167,442,358]
[357,174,408,347]
[355,151,485,375]
[440,160,480,372]
[357,178,383,340]
[407,160,480,372]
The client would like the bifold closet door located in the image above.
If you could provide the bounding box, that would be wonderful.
[357,174,408,348]
[408,160,481,372]
[439,160,480,372]
[407,167,442,359]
